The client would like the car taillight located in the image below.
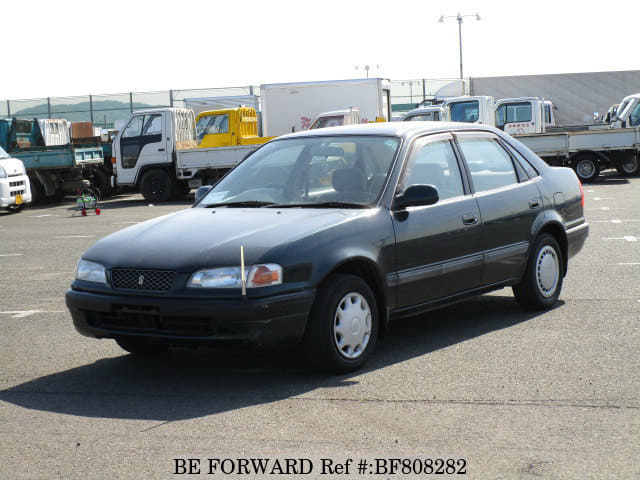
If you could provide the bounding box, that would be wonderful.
[579,180,585,207]
[111,157,116,165]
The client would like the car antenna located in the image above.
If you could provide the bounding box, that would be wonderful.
[240,245,247,299]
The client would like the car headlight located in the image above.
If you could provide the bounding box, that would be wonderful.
[75,259,107,284]
[188,264,283,288]
[0,166,6,178]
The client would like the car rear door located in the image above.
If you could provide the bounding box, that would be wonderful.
[391,133,484,309]
[453,131,542,285]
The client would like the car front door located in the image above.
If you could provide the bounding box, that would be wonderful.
[454,131,543,285]
[391,133,484,310]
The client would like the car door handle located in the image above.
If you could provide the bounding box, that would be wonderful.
[158,148,165,152]
[462,213,478,225]
[529,198,541,209]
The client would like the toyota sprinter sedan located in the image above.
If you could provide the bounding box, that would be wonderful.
[66,123,589,372]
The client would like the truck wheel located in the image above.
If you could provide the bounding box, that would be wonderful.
[93,168,112,197]
[139,169,173,202]
[115,337,169,355]
[573,155,600,183]
[29,177,44,205]
[513,233,564,311]
[303,274,378,373]
[616,154,639,176]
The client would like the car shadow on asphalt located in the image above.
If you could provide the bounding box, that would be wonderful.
[0,295,563,422]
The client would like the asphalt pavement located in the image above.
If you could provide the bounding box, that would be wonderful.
[1,174,638,479]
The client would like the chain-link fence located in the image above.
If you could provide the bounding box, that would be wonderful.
[2,80,464,128]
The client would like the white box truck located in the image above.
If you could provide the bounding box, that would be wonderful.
[259,78,391,136]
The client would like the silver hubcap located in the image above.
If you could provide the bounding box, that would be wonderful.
[577,160,595,178]
[333,292,371,359]
[536,246,559,297]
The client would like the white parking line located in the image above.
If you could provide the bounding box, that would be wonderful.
[32,214,60,218]
[112,221,139,225]
[55,235,95,239]
[619,263,640,265]
[603,236,638,242]
[0,253,23,257]
[591,197,613,201]
[0,310,65,318]
[591,219,640,224]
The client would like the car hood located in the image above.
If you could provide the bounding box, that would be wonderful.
[0,156,26,175]
[84,207,362,271]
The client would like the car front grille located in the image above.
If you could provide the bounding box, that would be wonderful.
[10,190,25,196]
[10,180,25,187]
[84,306,249,338]
[111,268,175,291]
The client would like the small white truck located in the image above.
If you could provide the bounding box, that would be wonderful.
[112,108,261,202]
[260,78,391,136]
[0,146,32,212]
[400,105,446,122]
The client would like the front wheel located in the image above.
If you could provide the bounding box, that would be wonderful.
[573,155,600,183]
[139,169,173,202]
[513,233,564,311]
[303,274,378,373]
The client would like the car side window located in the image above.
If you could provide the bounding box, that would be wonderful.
[502,142,540,179]
[457,136,518,192]
[402,138,464,201]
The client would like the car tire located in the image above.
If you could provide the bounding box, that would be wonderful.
[573,154,600,183]
[304,274,378,373]
[139,169,173,203]
[115,337,169,355]
[513,233,564,311]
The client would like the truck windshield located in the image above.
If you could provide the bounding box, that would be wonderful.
[199,135,400,208]
[196,114,229,141]
[309,116,344,129]
[449,101,479,123]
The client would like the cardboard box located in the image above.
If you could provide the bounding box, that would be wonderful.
[71,122,94,139]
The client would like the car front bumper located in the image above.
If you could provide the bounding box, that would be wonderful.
[65,287,316,346]
[0,174,32,207]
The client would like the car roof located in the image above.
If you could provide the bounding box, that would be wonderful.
[277,121,497,139]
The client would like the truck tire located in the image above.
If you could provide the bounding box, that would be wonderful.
[573,154,600,183]
[29,176,44,205]
[172,180,191,198]
[139,169,173,203]
[93,168,112,197]
[616,154,639,176]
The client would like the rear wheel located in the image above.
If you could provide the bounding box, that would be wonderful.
[303,274,378,373]
[513,233,564,311]
[139,169,173,202]
[93,168,112,197]
[573,154,600,183]
[616,154,639,176]
[115,337,169,355]
[29,176,44,205]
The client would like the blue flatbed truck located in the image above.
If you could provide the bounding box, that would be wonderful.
[0,118,106,203]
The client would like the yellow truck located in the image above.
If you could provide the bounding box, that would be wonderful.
[195,107,275,148]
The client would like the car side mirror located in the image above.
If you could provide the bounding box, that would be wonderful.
[194,185,213,204]
[393,184,439,210]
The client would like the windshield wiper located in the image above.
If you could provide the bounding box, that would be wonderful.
[203,201,276,208]
[267,201,370,209]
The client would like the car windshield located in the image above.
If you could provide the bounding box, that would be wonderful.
[199,135,400,208]
[0,145,9,158]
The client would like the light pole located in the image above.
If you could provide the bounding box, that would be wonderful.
[438,12,481,81]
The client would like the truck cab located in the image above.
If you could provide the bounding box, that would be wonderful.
[442,96,495,125]
[195,107,274,147]
[495,97,554,135]
[613,93,640,128]
[113,108,196,187]
[308,108,361,129]
[401,105,447,122]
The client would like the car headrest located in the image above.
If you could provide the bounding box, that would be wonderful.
[332,167,366,193]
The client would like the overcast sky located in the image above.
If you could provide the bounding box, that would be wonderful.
[2,0,639,100]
